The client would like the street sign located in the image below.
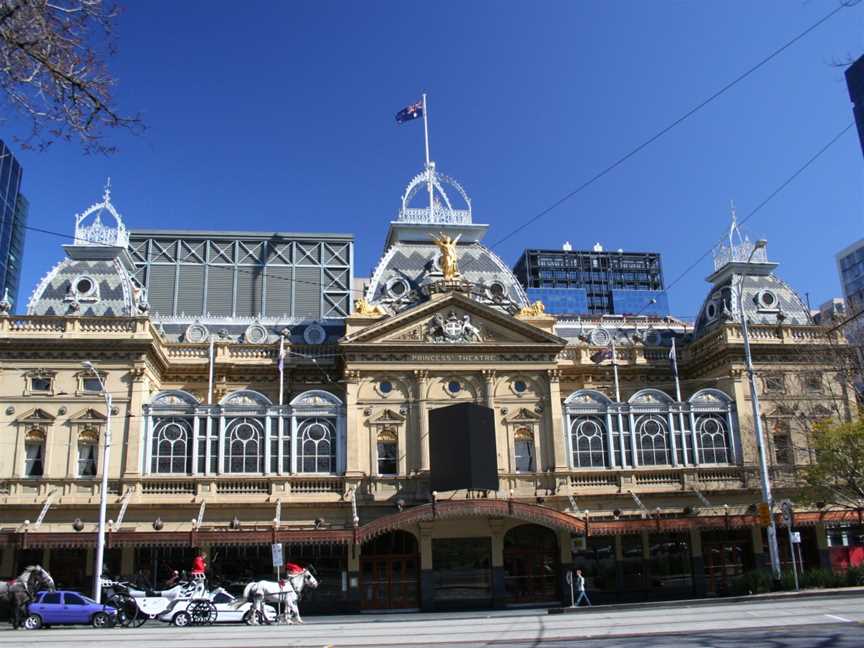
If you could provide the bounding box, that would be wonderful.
[780,500,794,526]
[271,543,283,568]
[791,531,801,544]
[565,571,573,585]
[757,502,771,527]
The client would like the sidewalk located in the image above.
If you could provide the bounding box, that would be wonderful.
[548,585,864,615]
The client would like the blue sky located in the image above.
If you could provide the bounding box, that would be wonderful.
[7,0,864,318]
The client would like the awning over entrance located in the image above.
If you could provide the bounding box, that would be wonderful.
[5,506,859,548]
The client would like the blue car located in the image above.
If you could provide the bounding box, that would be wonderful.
[24,590,117,629]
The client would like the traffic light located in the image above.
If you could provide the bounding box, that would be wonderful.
[757,502,771,527]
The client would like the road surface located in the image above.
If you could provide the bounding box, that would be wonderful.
[3,591,863,647]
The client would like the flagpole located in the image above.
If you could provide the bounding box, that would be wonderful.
[207,338,215,404]
[611,336,626,467]
[278,335,285,407]
[422,92,434,222]
[671,338,682,402]
[671,337,689,465]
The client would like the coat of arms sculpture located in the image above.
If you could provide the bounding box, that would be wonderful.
[427,311,482,343]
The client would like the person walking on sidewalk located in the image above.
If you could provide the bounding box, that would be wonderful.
[574,569,592,607]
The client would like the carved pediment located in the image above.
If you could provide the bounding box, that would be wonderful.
[371,408,406,424]
[68,408,108,423]
[503,407,542,423]
[16,408,56,424]
[341,292,566,348]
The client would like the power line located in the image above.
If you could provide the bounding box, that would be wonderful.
[488,1,857,249]
[663,121,855,296]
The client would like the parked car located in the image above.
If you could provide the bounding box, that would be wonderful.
[24,590,117,629]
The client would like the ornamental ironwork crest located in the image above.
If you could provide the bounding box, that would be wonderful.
[427,311,482,343]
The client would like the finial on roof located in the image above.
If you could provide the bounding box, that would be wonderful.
[104,177,112,203]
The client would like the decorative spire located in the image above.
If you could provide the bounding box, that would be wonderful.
[397,166,472,225]
[712,201,767,271]
[73,181,128,248]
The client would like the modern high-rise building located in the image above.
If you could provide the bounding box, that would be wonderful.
[846,54,864,158]
[512,243,669,315]
[836,238,864,314]
[0,139,27,311]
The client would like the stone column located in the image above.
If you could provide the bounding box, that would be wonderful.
[121,546,135,575]
[347,541,361,610]
[124,367,149,478]
[419,521,434,611]
[0,544,13,576]
[547,369,569,472]
[815,522,831,570]
[414,370,430,473]
[751,524,768,570]
[482,370,506,474]
[490,519,507,608]
[558,529,574,606]
[344,371,363,478]
[690,526,706,595]
[614,535,624,598]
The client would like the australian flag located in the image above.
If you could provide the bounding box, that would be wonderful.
[395,99,423,124]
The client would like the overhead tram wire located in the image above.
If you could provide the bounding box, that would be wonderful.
[662,121,855,296]
[486,0,859,250]
[21,122,854,327]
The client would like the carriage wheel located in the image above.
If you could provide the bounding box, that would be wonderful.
[111,594,146,628]
[188,599,217,625]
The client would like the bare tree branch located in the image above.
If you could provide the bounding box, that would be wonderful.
[0,0,142,154]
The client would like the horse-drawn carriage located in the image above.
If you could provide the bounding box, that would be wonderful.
[3,564,319,630]
[99,565,318,627]
[100,576,279,626]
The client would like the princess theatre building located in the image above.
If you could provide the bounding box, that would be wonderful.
[0,164,856,612]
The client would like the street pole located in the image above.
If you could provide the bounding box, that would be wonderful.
[84,361,112,603]
[736,241,782,581]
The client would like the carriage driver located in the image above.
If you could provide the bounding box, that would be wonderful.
[191,549,207,581]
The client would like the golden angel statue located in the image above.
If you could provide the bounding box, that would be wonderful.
[432,232,461,280]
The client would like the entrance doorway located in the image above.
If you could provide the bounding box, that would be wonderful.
[503,524,560,603]
[360,531,419,610]
[703,529,754,595]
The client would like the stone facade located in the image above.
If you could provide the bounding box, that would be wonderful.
[0,178,855,610]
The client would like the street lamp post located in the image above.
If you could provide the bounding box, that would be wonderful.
[83,360,112,603]
[736,240,782,580]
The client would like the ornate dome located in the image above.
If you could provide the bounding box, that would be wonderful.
[27,182,148,317]
[693,212,811,336]
[368,163,528,314]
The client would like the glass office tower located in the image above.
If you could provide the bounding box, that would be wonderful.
[0,140,27,311]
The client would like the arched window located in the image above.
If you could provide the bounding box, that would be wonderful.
[570,416,607,468]
[298,417,336,473]
[291,390,344,475]
[24,430,45,478]
[636,414,669,465]
[152,417,192,474]
[77,439,98,477]
[226,417,263,473]
[376,428,398,476]
[696,414,729,464]
[514,428,535,472]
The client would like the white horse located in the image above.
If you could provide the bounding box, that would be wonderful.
[242,568,318,624]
